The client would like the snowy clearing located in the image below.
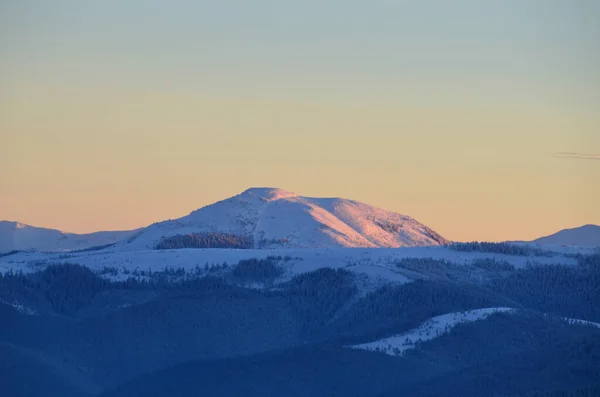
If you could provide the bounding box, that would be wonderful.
[350,308,515,356]
[350,308,600,357]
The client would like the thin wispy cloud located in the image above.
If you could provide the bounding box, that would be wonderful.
[553,152,600,161]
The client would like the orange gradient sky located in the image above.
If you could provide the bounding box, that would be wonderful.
[1,1,599,242]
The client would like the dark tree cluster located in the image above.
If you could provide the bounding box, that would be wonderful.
[69,243,116,253]
[394,257,456,270]
[264,255,297,262]
[0,250,22,258]
[570,252,600,269]
[155,233,254,250]
[330,279,514,343]
[375,220,403,234]
[392,257,515,284]
[281,268,357,335]
[39,263,108,314]
[232,258,283,281]
[488,263,600,322]
[374,221,448,244]
[448,241,555,257]
[0,263,110,315]
[471,257,516,272]
[393,257,475,283]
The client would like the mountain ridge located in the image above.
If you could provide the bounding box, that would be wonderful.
[532,224,600,248]
[120,187,448,250]
[4,189,599,252]
[0,221,139,253]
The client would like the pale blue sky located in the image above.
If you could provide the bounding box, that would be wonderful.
[3,0,599,108]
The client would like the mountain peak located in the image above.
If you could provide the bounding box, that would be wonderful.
[240,187,297,201]
[123,188,449,250]
[2,190,450,252]
[0,221,31,230]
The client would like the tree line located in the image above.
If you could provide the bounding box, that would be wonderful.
[155,232,254,249]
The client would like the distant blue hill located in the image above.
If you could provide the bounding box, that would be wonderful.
[531,224,600,248]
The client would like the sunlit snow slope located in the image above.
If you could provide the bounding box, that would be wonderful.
[119,187,448,250]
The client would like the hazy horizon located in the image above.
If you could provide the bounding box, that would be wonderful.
[2,0,599,242]
[1,185,598,244]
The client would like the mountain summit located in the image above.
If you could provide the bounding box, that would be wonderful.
[122,187,448,250]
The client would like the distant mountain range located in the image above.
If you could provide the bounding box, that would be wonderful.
[2,188,597,252]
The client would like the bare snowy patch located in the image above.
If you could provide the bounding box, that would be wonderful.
[350,308,515,356]
[350,308,600,357]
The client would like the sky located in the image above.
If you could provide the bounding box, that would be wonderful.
[1,0,599,242]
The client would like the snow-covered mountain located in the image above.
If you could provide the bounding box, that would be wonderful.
[121,187,448,250]
[532,224,600,248]
[0,221,139,253]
